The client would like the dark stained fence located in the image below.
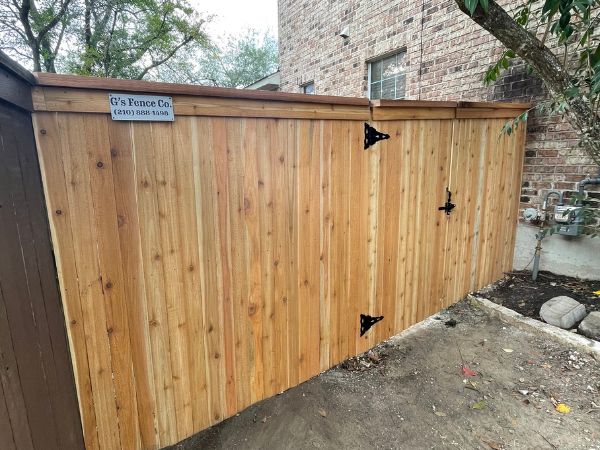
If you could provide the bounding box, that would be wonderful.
[0,51,84,450]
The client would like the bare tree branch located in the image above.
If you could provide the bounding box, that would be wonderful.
[136,35,194,79]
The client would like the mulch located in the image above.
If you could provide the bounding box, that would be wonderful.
[478,270,600,321]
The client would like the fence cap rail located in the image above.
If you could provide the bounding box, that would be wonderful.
[32,73,532,121]
[371,99,532,110]
[0,50,36,85]
[33,72,371,107]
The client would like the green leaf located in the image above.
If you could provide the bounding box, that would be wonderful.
[472,400,487,410]
[542,0,561,15]
[479,0,489,13]
[559,11,571,29]
[465,0,479,15]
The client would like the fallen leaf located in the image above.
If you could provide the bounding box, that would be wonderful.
[472,400,487,410]
[593,290,600,297]
[462,364,477,377]
[434,411,447,417]
[518,390,529,396]
[367,351,381,363]
[318,408,327,417]
[465,381,479,391]
[481,439,503,450]
[502,348,514,353]
[555,403,571,414]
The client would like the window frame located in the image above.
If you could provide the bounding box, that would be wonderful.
[367,49,407,101]
[301,81,315,95]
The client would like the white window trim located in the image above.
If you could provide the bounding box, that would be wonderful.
[367,65,372,99]
[367,49,407,101]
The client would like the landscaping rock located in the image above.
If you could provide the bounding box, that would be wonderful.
[578,312,600,341]
[539,296,587,329]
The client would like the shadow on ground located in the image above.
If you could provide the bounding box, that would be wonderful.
[167,300,600,450]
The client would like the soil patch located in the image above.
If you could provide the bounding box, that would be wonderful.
[166,300,600,450]
[477,270,600,323]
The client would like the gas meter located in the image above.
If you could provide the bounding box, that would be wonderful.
[554,205,583,236]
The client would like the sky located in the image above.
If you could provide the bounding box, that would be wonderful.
[193,0,279,41]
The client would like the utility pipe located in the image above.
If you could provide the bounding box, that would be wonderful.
[532,177,599,281]
[576,177,600,205]
[532,190,563,281]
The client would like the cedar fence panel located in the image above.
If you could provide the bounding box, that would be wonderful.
[31,76,527,450]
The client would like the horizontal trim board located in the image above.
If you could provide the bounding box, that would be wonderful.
[372,99,531,110]
[33,73,370,107]
[0,50,36,85]
[32,87,531,121]
[32,87,371,120]
[372,107,456,120]
[456,108,526,119]
[457,100,532,110]
[371,99,459,108]
[0,65,33,111]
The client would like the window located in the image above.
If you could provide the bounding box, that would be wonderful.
[368,51,406,100]
[302,81,315,94]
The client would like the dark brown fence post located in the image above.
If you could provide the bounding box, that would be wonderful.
[0,51,84,450]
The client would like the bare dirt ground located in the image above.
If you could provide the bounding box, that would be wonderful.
[168,300,600,450]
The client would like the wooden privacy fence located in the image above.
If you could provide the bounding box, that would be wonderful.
[0,54,84,450]
[31,74,527,450]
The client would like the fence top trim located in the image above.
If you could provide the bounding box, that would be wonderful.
[33,73,532,111]
[371,99,532,110]
[33,72,371,107]
[1,50,36,85]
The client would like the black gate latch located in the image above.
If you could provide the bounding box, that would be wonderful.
[438,188,455,215]
[364,123,390,150]
[360,314,384,336]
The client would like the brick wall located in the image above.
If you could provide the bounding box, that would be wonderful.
[277,0,600,210]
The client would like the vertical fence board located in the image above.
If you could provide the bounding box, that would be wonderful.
[194,117,227,425]
[34,112,95,449]
[108,121,159,449]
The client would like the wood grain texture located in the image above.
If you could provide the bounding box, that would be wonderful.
[1,99,83,450]
[33,108,526,450]
[34,72,370,106]
[33,87,370,121]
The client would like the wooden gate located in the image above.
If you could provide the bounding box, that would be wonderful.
[0,54,84,449]
[31,74,527,450]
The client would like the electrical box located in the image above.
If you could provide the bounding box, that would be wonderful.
[554,205,583,236]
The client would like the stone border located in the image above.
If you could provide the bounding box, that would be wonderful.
[468,294,600,356]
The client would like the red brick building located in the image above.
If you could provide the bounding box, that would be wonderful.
[277,0,599,278]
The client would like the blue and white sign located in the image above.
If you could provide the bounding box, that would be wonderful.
[109,93,174,121]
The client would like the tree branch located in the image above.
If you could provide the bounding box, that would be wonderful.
[454,0,600,165]
[37,0,74,40]
[136,35,194,79]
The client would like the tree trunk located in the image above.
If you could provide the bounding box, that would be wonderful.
[454,0,600,165]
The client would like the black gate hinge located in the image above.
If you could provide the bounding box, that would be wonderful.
[364,123,390,150]
[360,314,384,337]
[438,188,456,215]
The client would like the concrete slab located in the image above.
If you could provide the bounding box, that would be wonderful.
[513,223,600,281]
